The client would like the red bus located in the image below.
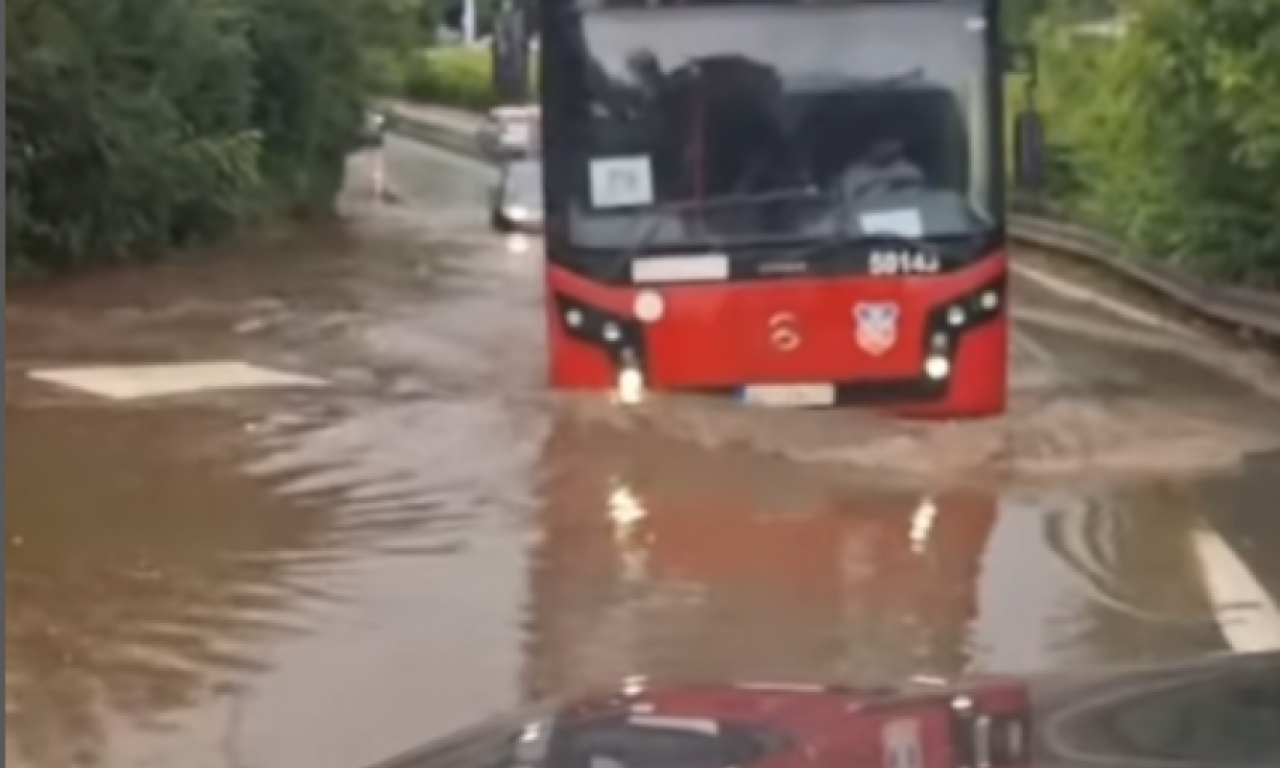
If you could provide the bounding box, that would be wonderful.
[537,0,1015,417]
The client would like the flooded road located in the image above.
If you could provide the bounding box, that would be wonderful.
[7,137,1280,768]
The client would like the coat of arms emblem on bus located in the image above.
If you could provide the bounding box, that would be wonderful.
[854,302,899,355]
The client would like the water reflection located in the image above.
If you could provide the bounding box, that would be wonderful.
[1038,484,1236,665]
[525,420,1001,698]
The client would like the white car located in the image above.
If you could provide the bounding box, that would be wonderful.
[490,158,543,234]
[477,105,539,160]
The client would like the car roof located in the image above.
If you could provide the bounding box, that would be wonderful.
[491,105,538,120]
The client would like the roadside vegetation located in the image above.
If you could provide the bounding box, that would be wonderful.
[405,46,499,110]
[403,0,1278,287]
[1022,0,1280,287]
[5,0,420,279]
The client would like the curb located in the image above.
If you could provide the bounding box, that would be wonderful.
[387,103,1277,343]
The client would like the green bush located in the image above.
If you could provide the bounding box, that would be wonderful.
[405,45,497,110]
[5,0,416,279]
[1030,1,1280,285]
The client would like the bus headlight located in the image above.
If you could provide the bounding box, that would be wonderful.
[506,233,532,254]
[617,366,645,404]
[553,291,650,393]
[616,347,645,404]
[925,356,951,380]
[924,278,1006,357]
[633,291,664,323]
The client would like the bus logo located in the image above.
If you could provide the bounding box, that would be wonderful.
[769,312,801,351]
[854,302,898,355]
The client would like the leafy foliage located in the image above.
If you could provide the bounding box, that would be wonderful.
[5,0,420,277]
[1005,0,1123,41]
[1031,0,1280,285]
[405,46,498,110]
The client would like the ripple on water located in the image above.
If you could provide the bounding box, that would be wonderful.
[561,390,1280,484]
[6,388,546,768]
[4,408,335,768]
[243,397,545,561]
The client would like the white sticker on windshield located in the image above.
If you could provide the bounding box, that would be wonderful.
[589,156,653,208]
[859,209,923,238]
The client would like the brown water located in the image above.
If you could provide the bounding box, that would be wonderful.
[6,139,1280,768]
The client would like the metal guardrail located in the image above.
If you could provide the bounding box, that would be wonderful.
[1010,210,1280,341]
[387,102,1279,342]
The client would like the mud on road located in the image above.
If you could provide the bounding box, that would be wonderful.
[6,138,1280,768]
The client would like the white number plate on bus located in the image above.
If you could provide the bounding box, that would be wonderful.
[741,384,835,407]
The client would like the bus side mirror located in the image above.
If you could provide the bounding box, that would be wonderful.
[1004,42,1044,191]
[1013,110,1046,192]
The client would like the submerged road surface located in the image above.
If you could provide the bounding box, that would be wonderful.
[6,137,1280,768]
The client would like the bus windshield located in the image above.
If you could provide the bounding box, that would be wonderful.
[554,0,998,252]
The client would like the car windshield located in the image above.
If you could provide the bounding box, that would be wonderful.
[557,0,996,251]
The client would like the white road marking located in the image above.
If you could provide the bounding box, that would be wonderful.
[1191,523,1280,652]
[29,362,326,400]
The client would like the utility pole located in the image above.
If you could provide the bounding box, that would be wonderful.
[463,0,477,43]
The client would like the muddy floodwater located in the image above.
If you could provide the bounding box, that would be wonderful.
[7,139,1280,768]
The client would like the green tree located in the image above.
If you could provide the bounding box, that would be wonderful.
[5,0,261,273]
[1107,0,1280,283]
[1004,0,1123,41]
[1032,0,1280,284]
[5,0,416,278]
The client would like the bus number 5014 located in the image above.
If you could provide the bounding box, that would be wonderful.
[869,250,941,275]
